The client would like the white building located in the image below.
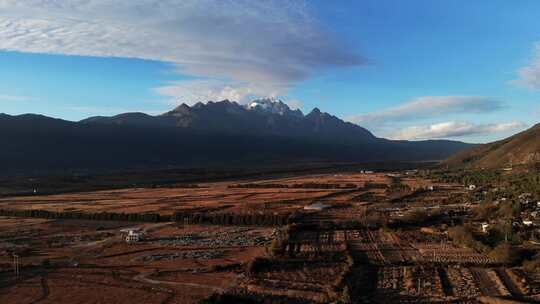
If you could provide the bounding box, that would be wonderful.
[304,202,330,211]
[481,222,490,233]
[124,229,142,243]
[468,184,477,190]
[523,220,534,227]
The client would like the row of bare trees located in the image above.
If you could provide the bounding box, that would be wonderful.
[229,182,358,189]
[0,208,295,227]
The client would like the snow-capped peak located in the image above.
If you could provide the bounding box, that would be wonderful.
[246,97,303,117]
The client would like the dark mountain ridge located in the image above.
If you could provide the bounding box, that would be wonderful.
[81,98,376,142]
[2,99,472,176]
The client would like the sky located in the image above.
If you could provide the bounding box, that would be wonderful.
[0,0,539,143]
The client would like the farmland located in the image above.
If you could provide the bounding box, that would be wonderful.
[1,170,540,303]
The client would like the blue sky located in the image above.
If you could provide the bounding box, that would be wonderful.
[0,0,539,143]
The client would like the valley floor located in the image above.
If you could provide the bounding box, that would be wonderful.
[1,171,539,303]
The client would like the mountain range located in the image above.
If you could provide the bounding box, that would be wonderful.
[444,123,540,168]
[81,98,376,142]
[1,98,472,175]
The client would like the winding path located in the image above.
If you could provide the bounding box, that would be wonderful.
[133,271,224,292]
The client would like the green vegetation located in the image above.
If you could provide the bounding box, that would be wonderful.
[434,167,540,251]
[435,168,540,200]
[448,224,526,266]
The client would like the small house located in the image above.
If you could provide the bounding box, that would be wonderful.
[468,184,476,190]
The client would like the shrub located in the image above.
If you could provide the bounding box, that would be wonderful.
[489,243,520,265]
[473,203,497,221]
[269,238,286,257]
[245,257,272,276]
[448,225,490,253]
[523,259,540,273]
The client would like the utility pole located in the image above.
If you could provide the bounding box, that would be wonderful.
[183,217,189,228]
[13,254,19,277]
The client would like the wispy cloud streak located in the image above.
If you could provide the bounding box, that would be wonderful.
[0,94,34,102]
[0,1,362,102]
[511,43,540,89]
[351,96,503,126]
[389,121,526,140]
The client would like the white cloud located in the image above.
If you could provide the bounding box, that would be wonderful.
[286,99,303,110]
[154,79,304,111]
[511,43,540,89]
[0,94,34,102]
[351,96,503,126]
[389,121,526,140]
[0,0,361,100]
[154,79,283,105]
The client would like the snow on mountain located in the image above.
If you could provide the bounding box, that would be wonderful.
[246,97,303,117]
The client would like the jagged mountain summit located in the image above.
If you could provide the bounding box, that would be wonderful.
[246,97,303,117]
[81,98,376,141]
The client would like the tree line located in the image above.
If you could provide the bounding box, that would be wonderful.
[229,183,358,189]
[0,208,295,227]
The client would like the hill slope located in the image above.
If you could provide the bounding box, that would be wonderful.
[444,123,540,168]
